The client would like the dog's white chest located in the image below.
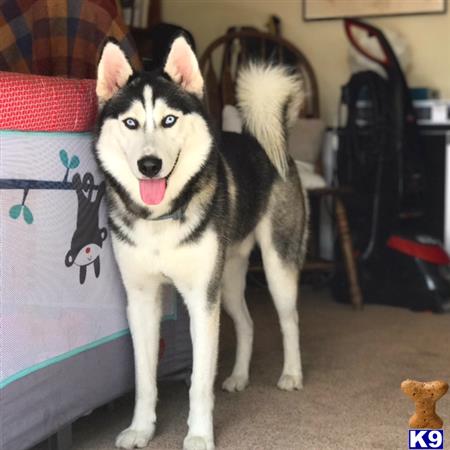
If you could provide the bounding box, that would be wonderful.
[112,218,218,290]
[128,220,183,269]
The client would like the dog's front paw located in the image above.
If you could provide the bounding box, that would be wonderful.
[222,374,249,392]
[277,374,303,391]
[183,435,215,450]
[115,426,155,449]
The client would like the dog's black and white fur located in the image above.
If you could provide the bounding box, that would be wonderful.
[95,36,308,450]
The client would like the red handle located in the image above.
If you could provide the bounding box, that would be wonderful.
[344,19,388,67]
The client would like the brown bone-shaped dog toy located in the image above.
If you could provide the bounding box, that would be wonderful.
[401,379,448,429]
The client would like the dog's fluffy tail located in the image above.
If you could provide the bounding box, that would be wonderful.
[236,62,304,179]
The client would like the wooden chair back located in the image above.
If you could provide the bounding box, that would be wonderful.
[199,29,320,125]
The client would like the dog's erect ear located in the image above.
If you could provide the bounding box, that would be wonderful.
[97,39,133,104]
[164,36,204,97]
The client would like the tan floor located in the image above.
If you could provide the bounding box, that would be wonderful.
[68,286,449,450]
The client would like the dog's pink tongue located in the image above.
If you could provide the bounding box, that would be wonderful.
[139,179,166,205]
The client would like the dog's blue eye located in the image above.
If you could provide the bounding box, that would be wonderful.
[123,118,139,129]
[162,115,177,128]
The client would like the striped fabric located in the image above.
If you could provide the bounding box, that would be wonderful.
[0,0,141,78]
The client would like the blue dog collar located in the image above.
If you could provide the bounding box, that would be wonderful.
[150,206,185,221]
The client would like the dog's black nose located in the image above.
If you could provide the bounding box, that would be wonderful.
[138,156,162,178]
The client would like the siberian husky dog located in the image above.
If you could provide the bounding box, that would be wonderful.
[95,36,308,450]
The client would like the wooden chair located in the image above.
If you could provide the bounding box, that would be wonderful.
[199,29,363,309]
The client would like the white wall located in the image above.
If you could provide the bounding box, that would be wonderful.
[164,0,450,125]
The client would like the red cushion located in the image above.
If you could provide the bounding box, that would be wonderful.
[0,72,97,132]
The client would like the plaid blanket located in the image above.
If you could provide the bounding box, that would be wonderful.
[0,0,141,78]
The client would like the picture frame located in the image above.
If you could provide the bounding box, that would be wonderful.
[303,0,447,22]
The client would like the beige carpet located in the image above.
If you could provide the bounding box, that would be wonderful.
[68,286,449,450]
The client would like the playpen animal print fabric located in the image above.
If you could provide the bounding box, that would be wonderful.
[0,0,141,78]
[0,132,109,284]
[0,130,178,388]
